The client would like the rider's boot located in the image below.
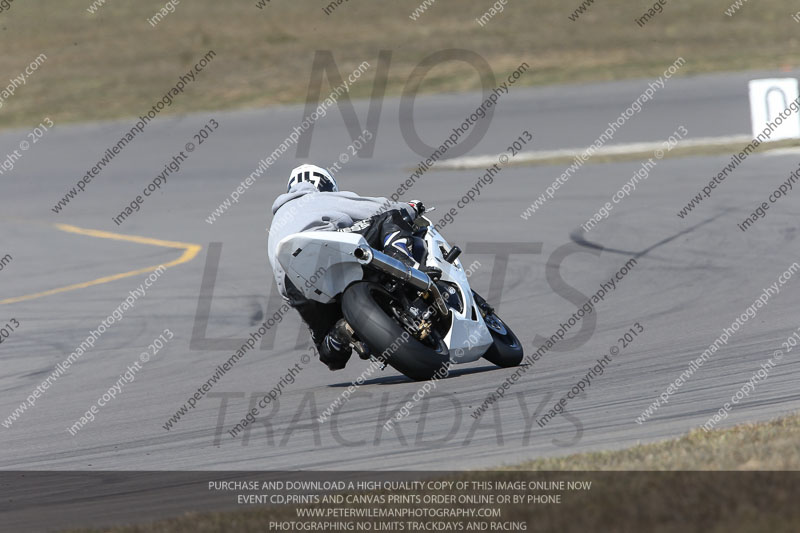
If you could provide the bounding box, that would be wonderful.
[319,320,353,371]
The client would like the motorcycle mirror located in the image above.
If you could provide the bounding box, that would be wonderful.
[444,246,461,263]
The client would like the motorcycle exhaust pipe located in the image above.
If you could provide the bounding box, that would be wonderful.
[354,246,430,291]
[354,245,449,316]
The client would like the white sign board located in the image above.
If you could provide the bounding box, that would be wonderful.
[748,78,800,141]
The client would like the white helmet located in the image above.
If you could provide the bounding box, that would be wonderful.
[287,164,338,192]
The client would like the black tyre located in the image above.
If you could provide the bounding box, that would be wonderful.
[473,291,524,368]
[342,282,450,381]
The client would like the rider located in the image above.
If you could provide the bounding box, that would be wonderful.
[267,164,431,371]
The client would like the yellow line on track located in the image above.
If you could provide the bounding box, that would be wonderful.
[0,224,202,305]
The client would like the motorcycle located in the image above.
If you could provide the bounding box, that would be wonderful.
[275,208,523,381]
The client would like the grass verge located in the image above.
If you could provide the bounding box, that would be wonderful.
[1,1,800,129]
[508,411,800,471]
[67,413,800,532]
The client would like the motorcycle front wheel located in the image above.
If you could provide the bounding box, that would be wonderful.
[472,291,524,368]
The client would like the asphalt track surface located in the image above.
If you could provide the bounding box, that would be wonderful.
[2,67,800,483]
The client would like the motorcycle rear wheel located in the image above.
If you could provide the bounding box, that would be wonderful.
[342,282,450,381]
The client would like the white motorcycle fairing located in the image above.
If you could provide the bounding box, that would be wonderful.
[276,231,364,304]
[276,219,493,364]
